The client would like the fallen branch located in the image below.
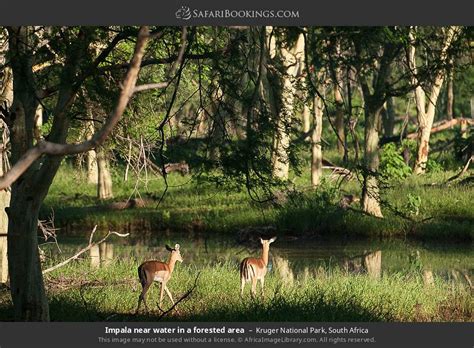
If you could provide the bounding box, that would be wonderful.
[42,225,129,275]
[156,271,201,320]
[381,117,473,145]
[323,165,354,180]
[445,155,473,183]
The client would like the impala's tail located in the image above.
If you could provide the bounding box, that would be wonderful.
[138,264,147,289]
[240,258,256,282]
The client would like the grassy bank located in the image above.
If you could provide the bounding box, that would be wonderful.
[42,164,473,241]
[0,259,471,322]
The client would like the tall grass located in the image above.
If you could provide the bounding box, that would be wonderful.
[1,260,470,322]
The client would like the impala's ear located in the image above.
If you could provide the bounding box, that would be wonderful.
[165,244,174,252]
[174,243,180,250]
[269,237,277,243]
[260,238,264,244]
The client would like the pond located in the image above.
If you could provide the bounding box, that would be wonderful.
[40,230,474,287]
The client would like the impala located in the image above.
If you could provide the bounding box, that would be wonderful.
[136,243,183,313]
[240,237,276,298]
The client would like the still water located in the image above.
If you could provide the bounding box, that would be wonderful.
[41,230,473,286]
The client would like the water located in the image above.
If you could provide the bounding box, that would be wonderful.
[41,232,473,286]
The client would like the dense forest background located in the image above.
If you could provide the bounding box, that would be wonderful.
[0,26,472,321]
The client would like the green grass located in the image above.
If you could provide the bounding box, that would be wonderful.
[41,161,473,241]
[0,259,471,322]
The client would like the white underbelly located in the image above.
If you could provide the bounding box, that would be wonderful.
[154,275,164,282]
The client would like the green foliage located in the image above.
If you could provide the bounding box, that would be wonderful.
[404,193,422,216]
[380,143,412,180]
[426,159,443,173]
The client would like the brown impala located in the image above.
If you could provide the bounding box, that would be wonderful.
[240,237,276,298]
[136,243,183,313]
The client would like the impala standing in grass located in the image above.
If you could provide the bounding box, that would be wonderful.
[240,237,277,298]
[136,244,183,313]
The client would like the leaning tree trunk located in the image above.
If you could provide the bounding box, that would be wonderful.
[311,95,323,186]
[361,105,383,218]
[97,149,114,200]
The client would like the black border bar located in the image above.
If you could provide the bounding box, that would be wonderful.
[1,0,473,25]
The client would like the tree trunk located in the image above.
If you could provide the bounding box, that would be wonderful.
[85,120,98,184]
[302,104,311,141]
[361,106,383,218]
[0,152,9,283]
[409,27,459,174]
[382,97,395,137]
[97,149,113,200]
[272,34,304,180]
[446,68,454,120]
[0,124,9,284]
[0,37,12,284]
[311,95,323,186]
[334,73,345,154]
[471,96,474,118]
[6,26,52,321]
[7,185,49,320]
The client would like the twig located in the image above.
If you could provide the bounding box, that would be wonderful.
[445,155,473,183]
[156,271,201,320]
[42,225,129,275]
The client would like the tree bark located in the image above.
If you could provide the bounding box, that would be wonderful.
[0,33,12,284]
[311,94,323,186]
[0,149,9,283]
[97,149,113,200]
[272,34,304,180]
[361,105,384,218]
[381,97,395,137]
[409,27,460,174]
[334,70,345,154]
[302,104,311,141]
[85,120,98,184]
[446,67,454,120]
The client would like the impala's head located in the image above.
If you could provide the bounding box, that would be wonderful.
[166,243,183,263]
[260,237,277,249]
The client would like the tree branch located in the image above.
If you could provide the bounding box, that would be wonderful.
[0,26,150,190]
[42,225,129,275]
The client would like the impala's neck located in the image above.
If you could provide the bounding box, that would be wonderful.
[261,245,270,266]
[167,255,178,274]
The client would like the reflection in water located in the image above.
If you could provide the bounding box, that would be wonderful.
[44,233,473,287]
[89,242,114,268]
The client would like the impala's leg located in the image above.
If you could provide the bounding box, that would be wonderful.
[137,281,152,313]
[260,277,265,299]
[164,285,175,306]
[251,277,257,298]
[164,285,180,313]
[159,282,165,310]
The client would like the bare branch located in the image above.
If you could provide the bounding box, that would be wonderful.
[42,225,129,275]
